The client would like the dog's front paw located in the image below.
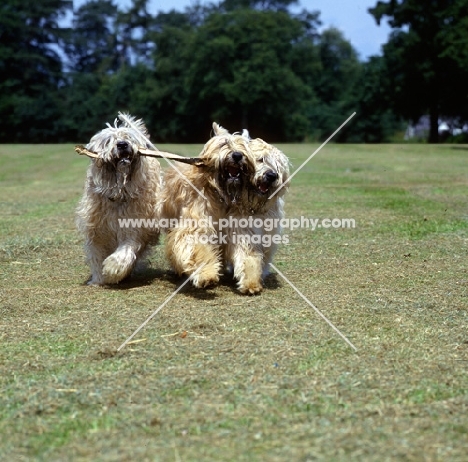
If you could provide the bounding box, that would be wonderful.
[238,280,263,295]
[191,265,220,289]
[235,256,263,295]
[102,254,134,284]
[87,277,104,286]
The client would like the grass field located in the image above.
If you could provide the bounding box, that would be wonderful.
[0,142,467,461]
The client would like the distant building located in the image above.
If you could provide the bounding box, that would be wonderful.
[404,115,468,140]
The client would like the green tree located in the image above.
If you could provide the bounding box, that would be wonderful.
[177,8,321,141]
[146,10,196,141]
[59,64,156,142]
[66,0,121,73]
[369,0,468,142]
[0,0,72,141]
[117,0,155,66]
[306,27,361,141]
[221,0,298,12]
[347,56,403,142]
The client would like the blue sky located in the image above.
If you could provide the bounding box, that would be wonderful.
[74,0,392,60]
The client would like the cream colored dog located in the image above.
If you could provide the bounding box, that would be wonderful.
[76,114,161,285]
[161,123,290,294]
[229,134,290,290]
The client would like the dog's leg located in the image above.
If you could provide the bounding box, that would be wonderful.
[262,213,284,279]
[85,240,107,285]
[102,241,143,284]
[190,243,222,288]
[166,230,221,288]
[261,240,277,279]
[231,243,264,295]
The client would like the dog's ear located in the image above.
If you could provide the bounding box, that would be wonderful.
[212,122,229,137]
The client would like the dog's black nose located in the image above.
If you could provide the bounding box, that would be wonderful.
[265,170,278,183]
[117,141,129,150]
[231,151,243,163]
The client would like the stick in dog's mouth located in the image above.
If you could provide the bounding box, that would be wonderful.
[137,148,205,166]
[75,145,100,158]
[74,145,205,167]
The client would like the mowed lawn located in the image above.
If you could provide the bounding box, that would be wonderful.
[0,142,467,461]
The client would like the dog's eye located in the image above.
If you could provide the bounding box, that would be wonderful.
[258,157,264,163]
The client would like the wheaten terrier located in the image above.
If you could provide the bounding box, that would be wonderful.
[229,135,290,291]
[161,123,290,294]
[76,114,161,285]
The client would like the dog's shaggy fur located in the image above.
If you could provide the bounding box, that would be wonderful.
[76,115,161,285]
[161,123,289,294]
[231,135,290,290]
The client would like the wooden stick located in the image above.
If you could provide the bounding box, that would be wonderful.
[138,148,205,166]
[74,145,205,166]
[75,145,99,158]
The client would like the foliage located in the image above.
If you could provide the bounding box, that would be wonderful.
[0,0,72,142]
[306,27,360,141]
[346,56,404,143]
[2,0,467,142]
[65,0,121,74]
[178,8,320,141]
[369,0,468,142]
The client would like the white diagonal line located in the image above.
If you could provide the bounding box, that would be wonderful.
[117,264,206,351]
[268,112,356,200]
[161,156,208,201]
[270,263,357,351]
[117,112,207,200]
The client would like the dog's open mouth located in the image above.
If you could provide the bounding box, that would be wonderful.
[227,165,241,179]
[117,158,131,167]
[116,159,131,187]
[257,181,270,194]
[115,140,135,162]
[256,170,278,195]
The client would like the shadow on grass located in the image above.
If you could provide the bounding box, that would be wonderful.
[216,271,281,295]
[78,267,168,289]
[80,265,281,297]
[147,267,282,296]
[263,273,281,290]
[112,267,171,289]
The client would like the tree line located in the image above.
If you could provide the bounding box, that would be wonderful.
[1,0,467,143]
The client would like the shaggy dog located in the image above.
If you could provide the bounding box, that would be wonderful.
[161,123,289,294]
[76,114,161,285]
[228,135,290,292]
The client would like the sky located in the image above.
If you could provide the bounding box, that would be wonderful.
[74,0,392,60]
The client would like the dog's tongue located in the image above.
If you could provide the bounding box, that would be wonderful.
[228,166,241,178]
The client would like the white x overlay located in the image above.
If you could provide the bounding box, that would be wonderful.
[118,111,208,200]
[270,263,357,351]
[117,264,206,351]
[268,112,356,200]
[117,112,357,351]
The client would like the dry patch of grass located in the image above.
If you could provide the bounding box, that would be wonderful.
[0,143,467,461]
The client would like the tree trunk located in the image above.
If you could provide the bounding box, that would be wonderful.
[428,103,439,143]
[428,62,439,143]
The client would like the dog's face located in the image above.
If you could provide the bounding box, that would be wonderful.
[234,137,290,213]
[249,138,290,198]
[199,123,255,204]
[87,115,152,200]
